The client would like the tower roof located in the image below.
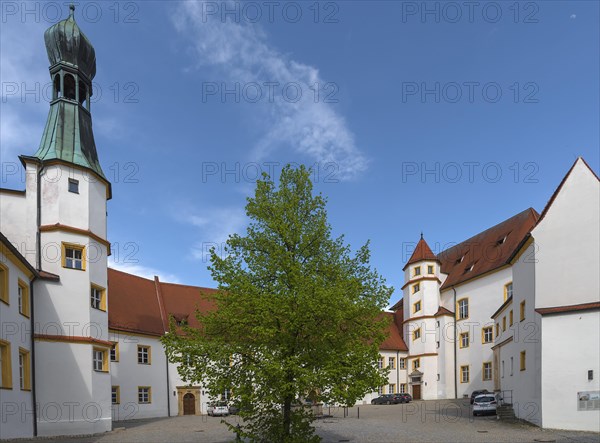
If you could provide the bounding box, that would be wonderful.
[402,236,438,270]
[44,5,96,79]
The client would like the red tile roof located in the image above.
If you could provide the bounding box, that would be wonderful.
[380,312,408,351]
[108,268,403,352]
[436,208,539,290]
[403,237,439,270]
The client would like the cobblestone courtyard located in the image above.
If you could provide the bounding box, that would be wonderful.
[7,400,600,443]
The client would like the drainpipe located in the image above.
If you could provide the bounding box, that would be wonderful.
[452,287,457,399]
[36,161,45,270]
[30,277,38,437]
[165,333,171,417]
[396,351,400,392]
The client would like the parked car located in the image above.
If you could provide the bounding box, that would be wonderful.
[472,394,497,416]
[398,393,412,403]
[371,394,403,405]
[227,403,240,415]
[207,401,229,416]
[470,389,490,405]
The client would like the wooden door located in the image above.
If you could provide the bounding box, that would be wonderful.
[412,384,421,400]
[183,393,195,415]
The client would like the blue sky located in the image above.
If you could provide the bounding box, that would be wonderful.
[1,1,598,307]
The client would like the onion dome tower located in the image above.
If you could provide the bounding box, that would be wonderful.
[33,4,108,186]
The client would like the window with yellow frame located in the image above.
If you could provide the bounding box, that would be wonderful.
[412,358,420,371]
[482,326,493,344]
[18,279,30,317]
[413,300,421,313]
[413,328,421,340]
[412,283,420,294]
[460,365,470,383]
[0,339,12,388]
[504,282,513,301]
[0,263,8,305]
[520,301,526,321]
[18,348,31,391]
[456,298,469,320]
[520,351,526,371]
[482,362,492,381]
[62,242,86,270]
[90,284,106,311]
[459,332,470,348]
[509,310,513,326]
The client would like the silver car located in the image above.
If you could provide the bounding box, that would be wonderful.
[207,401,229,416]
[472,394,497,416]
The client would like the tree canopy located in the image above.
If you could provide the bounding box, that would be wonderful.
[163,165,393,442]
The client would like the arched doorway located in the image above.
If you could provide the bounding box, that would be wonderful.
[183,393,195,415]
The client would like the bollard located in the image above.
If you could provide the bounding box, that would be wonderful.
[358,406,360,419]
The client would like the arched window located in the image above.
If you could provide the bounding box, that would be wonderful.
[79,82,87,108]
[64,74,76,100]
[53,74,61,99]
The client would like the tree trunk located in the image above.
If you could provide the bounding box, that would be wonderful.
[283,396,292,440]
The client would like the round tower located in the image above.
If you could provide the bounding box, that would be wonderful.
[27,6,112,436]
[402,234,442,400]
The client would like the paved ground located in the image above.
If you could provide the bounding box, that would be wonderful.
[7,400,599,442]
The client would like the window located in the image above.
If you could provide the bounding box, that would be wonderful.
[68,178,79,193]
[399,358,405,369]
[413,266,421,276]
[137,345,151,365]
[62,243,85,270]
[18,349,31,390]
[436,320,440,327]
[436,341,440,349]
[93,348,108,372]
[388,384,396,394]
[388,357,395,369]
[520,351,526,371]
[460,365,469,383]
[502,360,505,378]
[482,362,492,381]
[413,328,421,340]
[412,359,420,371]
[504,282,513,301]
[502,316,506,331]
[138,386,151,404]
[400,383,407,393]
[412,283,420,294]
[520,301,526,321]
[112,386,120,404]
[413,300,421,313]
[377,357,384,369]
[110,343,119,362]
[0,263,8,304]
[459,332,469,348]
[482,327,493,344]
[378,386,384,395]
[90,285,106,311]
[509,310,514,326]
[510,357,514,376]
[464,263,474,273]
[437,373,440,381]
[496,323,500,337]
[18,279,30,317]
[457,298,469,320]
[427,265,434,274]
[0,340,12,388]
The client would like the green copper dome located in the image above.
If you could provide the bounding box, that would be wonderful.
[33,5,108,184]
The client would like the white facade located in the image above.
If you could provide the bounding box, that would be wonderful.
[0,244,35,440]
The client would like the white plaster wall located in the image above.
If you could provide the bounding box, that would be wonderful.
[0,252,34,439]
[541,312,600,431]
[442,267,512,398]
[35,341,111,436]
[532,160,600,309]
[109,333,169,421]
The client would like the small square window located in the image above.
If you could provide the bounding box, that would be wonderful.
[63,243,85,270]
[68,178,79,194]
[112,386,120,404]
[412,283,420,294]
[413,267,421,276]
[91,285,105,311]
[413,301,421,313]
[138,386,151,404]
[138,346,151,365]
[427,265,434,274]
[93,348,107,372]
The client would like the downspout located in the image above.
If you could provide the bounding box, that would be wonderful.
[452,286,457,399]
[36,161,45,270]
[396,350,400,392]
[30,277,38,437]
[165,337,171,417]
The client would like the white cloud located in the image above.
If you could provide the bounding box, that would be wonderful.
[173,204,247,261]
[570,14,577,19]
[108,259,182,284]
[171,1,369,180]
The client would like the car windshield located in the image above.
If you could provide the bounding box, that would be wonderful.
[475,396,495,403]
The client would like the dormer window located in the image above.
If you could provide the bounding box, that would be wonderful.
[455,255,465,264]
[68,178,79,194]
[496,235,508,245]
[464,263,474,274]
[413,267,421,276]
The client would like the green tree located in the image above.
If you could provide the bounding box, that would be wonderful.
[163,165,392,442]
